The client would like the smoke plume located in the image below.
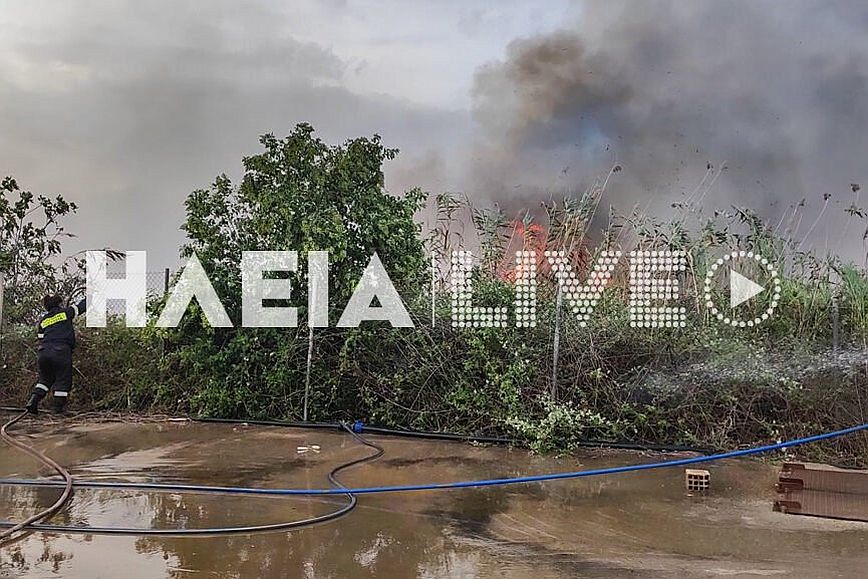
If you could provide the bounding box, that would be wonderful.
[468,0,868,248]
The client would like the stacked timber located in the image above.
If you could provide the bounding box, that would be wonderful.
[774,462,868,522]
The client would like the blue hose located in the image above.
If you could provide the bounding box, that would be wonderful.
[2,423,866,496]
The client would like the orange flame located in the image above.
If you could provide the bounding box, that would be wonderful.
[499,220,593,283]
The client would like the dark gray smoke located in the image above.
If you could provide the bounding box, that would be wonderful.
[468,0,868,248]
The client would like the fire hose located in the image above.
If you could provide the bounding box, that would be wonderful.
[0,413,866,538]
[0,414,382,539]
[0,411,73,544]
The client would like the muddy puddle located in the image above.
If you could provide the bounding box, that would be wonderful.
[0,418,866,578]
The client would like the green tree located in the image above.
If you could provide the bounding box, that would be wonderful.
[172,124,428,417]
[182,123,426,313]
[0,177,78,323]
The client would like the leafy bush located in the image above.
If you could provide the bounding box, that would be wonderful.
[2,126,868,465]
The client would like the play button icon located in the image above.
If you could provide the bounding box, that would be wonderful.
[729,270,765,308]
[704,250,782,327]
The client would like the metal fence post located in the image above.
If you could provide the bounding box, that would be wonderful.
[551,284,562,400]
[304,326,313,422]
[0,272,5,362]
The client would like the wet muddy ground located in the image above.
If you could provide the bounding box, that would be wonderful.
[0,417,866,578]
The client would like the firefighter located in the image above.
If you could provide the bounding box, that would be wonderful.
[24,294,87,414]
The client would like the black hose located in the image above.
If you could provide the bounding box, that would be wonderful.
[3,419,866,536]
[191,416,712,453]
[0,408,712,453]
[0,423,384,536]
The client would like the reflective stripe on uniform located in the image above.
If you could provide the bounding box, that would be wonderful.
[53,391,69,397]
[40,312,68,329]
[35,384,49,392]
[37,333,44,339]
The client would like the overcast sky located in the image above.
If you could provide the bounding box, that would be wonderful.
[0,0,572,268]
[2,1,866,268]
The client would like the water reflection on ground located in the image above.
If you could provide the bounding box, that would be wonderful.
[1,419,866,578]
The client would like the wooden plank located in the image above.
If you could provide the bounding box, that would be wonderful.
[778,462,868,495]
[774,489,868,522]
[775,462,868,522]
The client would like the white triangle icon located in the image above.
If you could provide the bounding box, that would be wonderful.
[730,269,765,308]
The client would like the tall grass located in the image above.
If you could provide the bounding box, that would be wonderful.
[2,176,867,462]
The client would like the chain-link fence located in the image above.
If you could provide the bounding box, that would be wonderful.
[0,270,174,324]
[103,269,173,315]
[0,269,174,405]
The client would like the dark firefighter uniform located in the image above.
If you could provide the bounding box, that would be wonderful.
[25,299,87,414]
